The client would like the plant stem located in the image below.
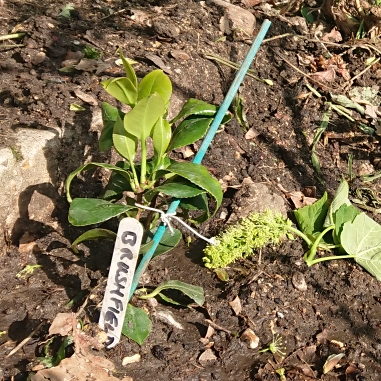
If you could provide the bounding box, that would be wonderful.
[129,163,140,191]
[285,225,313,246]
[306,254,357,266]
[0,33,25,41]
[140,138,147,186]
[135,287,159,299]
[305,225,335,265]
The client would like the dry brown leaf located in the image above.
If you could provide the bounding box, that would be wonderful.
[48,313,73,336]
[310,67,336,82]
[170,50,190,60]
[287,191,317,208]
[73,88,98,106]
[205,325,215,339]
[198,348,217,365]
[145,54,172,74]
[321,27,342,42]
[228,296,242,315]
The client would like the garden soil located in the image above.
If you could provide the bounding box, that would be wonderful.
[1,0,381,380]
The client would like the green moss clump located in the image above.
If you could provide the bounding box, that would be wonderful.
[203,210,293,269]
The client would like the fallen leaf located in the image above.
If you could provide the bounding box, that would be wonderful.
[310,68,336,82]
[146,54,172,74]
[245,127,260,139]
[228,296,242,315]
[49,313,73,336]
[321,27,342,42]
[288,191,317,208]
[73,89,97,106]
[198,348,217,365]
[205,325,215,339]
[170,50,190,60]
[365,104,378,119]
[323,353,345,374]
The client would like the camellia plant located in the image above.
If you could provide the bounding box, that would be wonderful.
[65,50,229,344]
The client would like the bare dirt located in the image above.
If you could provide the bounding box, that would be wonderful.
[1,0,381,380]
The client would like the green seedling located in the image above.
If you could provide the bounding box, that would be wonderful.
[16,264,42,279]
[276,367,287,381]
[83,46,100,59]
[66,49,228,344]
[37,336,74,368]
[59,3,75,18]
[0,330,6,338]
[259,334,286,356]
[203,180,381,281]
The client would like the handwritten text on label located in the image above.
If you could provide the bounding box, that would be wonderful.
[99,218,143,349]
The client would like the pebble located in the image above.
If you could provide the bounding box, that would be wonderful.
[240,328,259,349]
[292,271,308,292]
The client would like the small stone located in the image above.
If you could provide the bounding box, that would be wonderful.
[31,52,46,65]
[122,354,141,365]
[292,271,307,292]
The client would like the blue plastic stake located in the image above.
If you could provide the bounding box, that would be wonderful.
[129,19,271,300]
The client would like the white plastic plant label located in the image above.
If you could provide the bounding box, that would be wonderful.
[99,218,143,349]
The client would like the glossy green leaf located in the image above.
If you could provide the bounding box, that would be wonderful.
[294,192,328,238]
[66,162,132,203]
[138,69,172,104]
[170,98,217,124]
[147,178,206,199]
[166,162,222,212]
[119,49,138,88]
[101,77,137,106]
[102,171,133,200]
[68,198,135,226]
[151,116,171,158]
[179,193,210,222]
[124,93,166,141]
[341,213,381,280]
[99,102,125,151]
[113,114,138,163]
[301,6,314,23]
[168,117,213,151]
[122,304,151,345]
[71,229,116,253]
[140,227,182,257]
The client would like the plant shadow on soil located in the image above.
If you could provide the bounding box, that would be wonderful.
[2,0,381,380]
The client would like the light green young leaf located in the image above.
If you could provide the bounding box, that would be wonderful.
[113,114,138,164]
[138,70,172,104]
[71,229,117,253]
[294,192,328,238]
[333,203,360,242]
[119,49,138,88]
[101,77,137,106]
[68,198,135,226]
[151,116,171,159]
[122,304,151,345]
[166,162,222,213]
[341,212,381,280]
[324,180,351,227]
[65,162,132,202]
[70,103,85,112]
[330,94,365,115]
[124,93,166,141]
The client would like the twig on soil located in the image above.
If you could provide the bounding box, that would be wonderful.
[101,8,128,20]
[205,319,232,334]
[6,321,44,358]
[204,53,272,85]
[0,44,24,49]
[341,57,380,91]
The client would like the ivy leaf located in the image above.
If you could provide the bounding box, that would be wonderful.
[101,77,137,106]
[122,304,151,345]
[294,192,329,238]
[341,212,381,280]
[113,114,138,164]
[168,117,213,151]
[68,198,135,226]
[138,69,172,104]
[166,162,222,213]
[71,229,117,253]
